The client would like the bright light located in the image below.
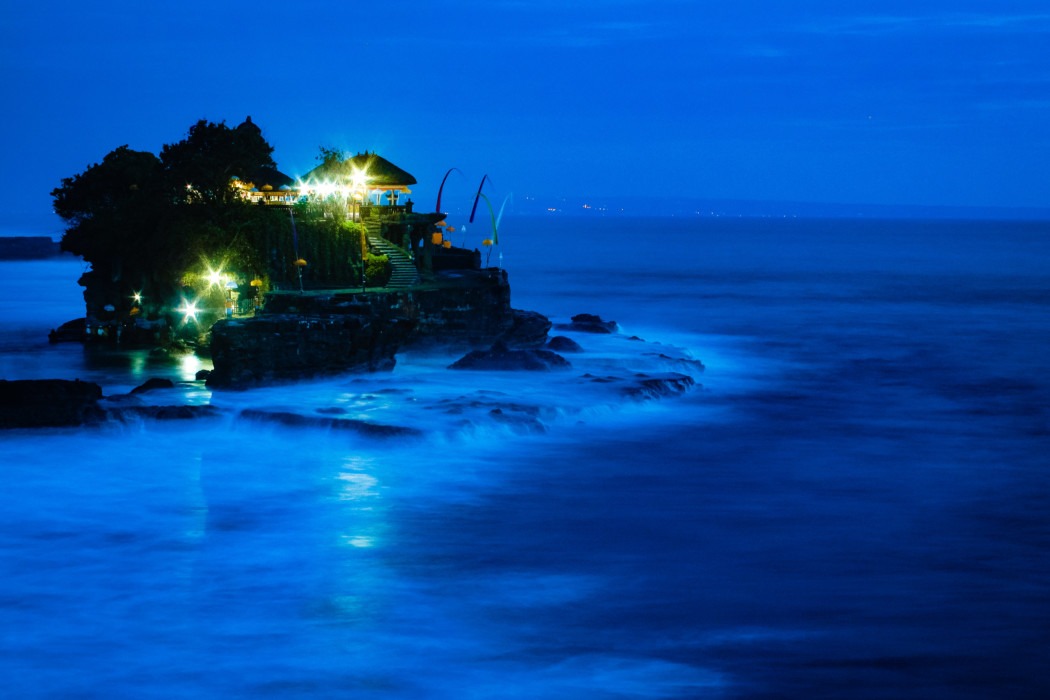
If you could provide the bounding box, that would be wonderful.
[350,166,370,191]
[178,300,199,322]
[179,353,203,380]
[205,268,224,288]
[317,181,336,198]
[132,291,142,304]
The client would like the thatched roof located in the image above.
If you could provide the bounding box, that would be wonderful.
[241,165,294,190]
[302,151,417,188]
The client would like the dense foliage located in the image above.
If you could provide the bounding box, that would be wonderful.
[52,119,301,318]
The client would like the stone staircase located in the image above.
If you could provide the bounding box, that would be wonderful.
[367,230,419,288]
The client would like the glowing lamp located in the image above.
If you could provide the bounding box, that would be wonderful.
[178,300,199,321]
[431,233,443,245]
[482,239,493,246]
[294,258,308,267]
[250,278,263,287]
[442,240,452,249]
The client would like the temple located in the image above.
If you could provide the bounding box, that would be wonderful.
[225,119,480,291]
[50,116,505,347]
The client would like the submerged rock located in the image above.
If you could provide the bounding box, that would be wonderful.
[48,318,86,344]
[239,409,421,438]
[449,341,571,371]
[108,405,221,421]
[130,377,176,394]
[0,379,104,428]
[571,314,617,333]
[644,352,706,373]
[556,313,619,334]
[498,309,553,348]
[620,373,696,399]
[547,335,584,353]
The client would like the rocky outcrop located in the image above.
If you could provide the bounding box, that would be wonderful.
[48,318,86,344]
[0,379,104,428]
[580,372,696,399]
[558,313,619,334]
[499,309,552,348]
[449,341,571,371]
[207,313,415,389]
[262,269,550,350]
[207,269,552,388]
[130,378,176,394]
[547,335,584,353]
[0,378,230,428]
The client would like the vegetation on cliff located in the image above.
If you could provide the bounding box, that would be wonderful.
[51,119,373,323]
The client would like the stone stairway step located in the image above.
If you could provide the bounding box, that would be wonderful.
[367,235,419,288]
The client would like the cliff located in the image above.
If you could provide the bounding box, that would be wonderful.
[207,269,551,388]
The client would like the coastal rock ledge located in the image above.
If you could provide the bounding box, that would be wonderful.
[208,270,552,388]
[0,379,104,428]
[0,379,219,428]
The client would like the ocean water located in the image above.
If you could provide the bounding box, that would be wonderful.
[1,216,1049,698]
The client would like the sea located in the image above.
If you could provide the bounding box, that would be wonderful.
[1,216,1049,699]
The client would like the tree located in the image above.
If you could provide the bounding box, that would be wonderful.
[160,118,275,208]
[53,146,167,315]
[52,118,287,323]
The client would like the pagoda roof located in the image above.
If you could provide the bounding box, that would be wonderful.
[302,151,417,188]
[239,165,294,190]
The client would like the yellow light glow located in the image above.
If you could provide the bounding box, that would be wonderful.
[205,268,224,288]
[132,292,142,304]
[350,166,370,191]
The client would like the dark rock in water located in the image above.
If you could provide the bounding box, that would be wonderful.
[449,341,571,371]
[555,313,619,334]
[498,309,552,348]
[620,373,696,399]
[239,409,421,438]
[644,352,706,373]
[49,318,86,344]
[581,373,620,384]
[0,379,104,428]
[488,408,547,433]
[130,378,175,394]
[195,369,211,381]
[109,405,221,421]
[261,270,548,351]
[547,335,584,353]
[207,314,415,389]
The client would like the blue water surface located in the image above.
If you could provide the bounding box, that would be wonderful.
[1,217,1049,698]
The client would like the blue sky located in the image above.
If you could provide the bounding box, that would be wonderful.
[2,0,1049,232]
